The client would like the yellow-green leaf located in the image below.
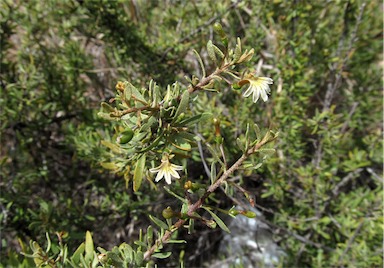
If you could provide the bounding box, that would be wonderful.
[85,231,94,262]
[101,140,123,153]
[100,162,118,170]
[71,242,85,264]
[133,155,146,192]
[173,90,190,121]
[202,207,230,233]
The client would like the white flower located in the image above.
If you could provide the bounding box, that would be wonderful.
[149,154,183,184]
[239,75,273,103]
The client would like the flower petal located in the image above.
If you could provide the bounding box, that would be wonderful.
[171,164,183,171]
[150,166,161,173]
[169,168,180,179]
[154,170,163,182]
[260,89,269,102]
[164,172,172,184]
[243,85,254,97]
[252,88,261,103]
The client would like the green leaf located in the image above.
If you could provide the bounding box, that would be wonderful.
[149,215,169,230]
[118,128,134,144]
[79,253,88,268]
[101,140,123,154]
[85,231,94,262]
[137,131,164,153]
[188,218,195,234]
[129,83,147,104]
[147,225,153,245]
[193,49,206,77]
[173,90,190,121]
[124,85,132,101]
[164,187,187,202]
[233,37,242,62]
[168,239,187,244]
[169,135,192,151]
[202,207,230,233]
[135,250,144,266]
[100,162,118,170]
[98,112,119,121]
[176,132,197,142]
[107,250,124,267]
[207,40,217,64]
[71,242,85,263]
[139,115,157,132]
[119,243,133,263]
[45,232,51,253]
[134,240,148,249]
[101,102,115,113]
[97,246,107,254]
[152,252,172,259]
[213,43,225,59]
[210,162,216,184]
[205,143,225,166]
[178,112,212,127]
[133,155,146,192]
[252,123,262,140]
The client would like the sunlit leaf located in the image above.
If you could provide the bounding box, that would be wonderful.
[149,215,169,230]
[173,90,190,121]
[202,207,230,233]
[152,252,172,259]
[133,155,146,192]
[85,231,94,262]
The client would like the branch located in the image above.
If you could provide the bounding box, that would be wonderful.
[187,63,231,94]
[143,131,276,260]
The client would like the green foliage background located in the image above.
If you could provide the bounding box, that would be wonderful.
[1,0,382,267]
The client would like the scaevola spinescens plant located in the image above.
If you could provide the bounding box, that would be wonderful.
[94,23,278,266]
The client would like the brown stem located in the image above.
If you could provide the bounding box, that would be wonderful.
[143,132,275,261]
[187,63,231,94]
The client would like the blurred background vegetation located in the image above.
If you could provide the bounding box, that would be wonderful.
[0,0,382,267]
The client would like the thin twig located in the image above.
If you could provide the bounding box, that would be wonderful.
[331,168,363,196]
[195,131,211,178]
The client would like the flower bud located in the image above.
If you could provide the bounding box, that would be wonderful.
[115,81,125,92]
[213,22,228,48]
[117,128,134,144]
[98,253,108,264]
[240,210,256,218]
[232,83,242,90]
[228,207,239,217]
[213,22,225,38]
[184,181,203,192]
[162,206,175,219]
[213,118,221,137]
[206,219,217,229]
[184,180,193,190]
